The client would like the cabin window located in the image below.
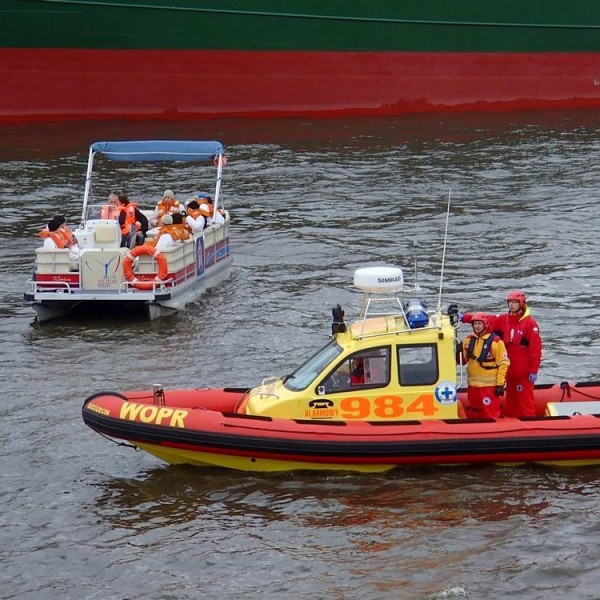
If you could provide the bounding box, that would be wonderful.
[397,344,438,386]
[319,347,391,394]
[283,340,344,392]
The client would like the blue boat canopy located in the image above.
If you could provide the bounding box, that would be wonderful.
[90,140,224,162]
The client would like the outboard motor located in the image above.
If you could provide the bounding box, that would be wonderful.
[331,304,347,335]
[404,299,429,329]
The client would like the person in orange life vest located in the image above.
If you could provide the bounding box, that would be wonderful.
[42,219,66,249]
[53,214,78,249]
[461,291,542,417]
[171,212,190,241]
[116,194,148,248]
[459,312,510,419]
[42,218,82,260]
[147,214,180,251]
[100,192,119,220]
[184,199,206,233]
[151,189,183,226]
[205,195,226,226]
[195,192,212,215]
[39,215,78,248]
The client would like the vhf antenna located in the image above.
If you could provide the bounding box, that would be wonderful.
[437,187,452,312]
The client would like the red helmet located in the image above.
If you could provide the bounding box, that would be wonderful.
[470,312,490,332]
[506,290,527,309]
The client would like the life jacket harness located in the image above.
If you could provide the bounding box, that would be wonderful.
[466,334,500,370]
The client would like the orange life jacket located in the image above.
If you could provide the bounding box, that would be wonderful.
[198,203,212,219]
[59,225,77,248]
[155,199,181,219]
[39,227,75,247]
[172,223,190,240]
[146,225,178,247]
[47,230,67,249]
[185,209,205,233]
[117,203,137,235]
[101,204,118,219]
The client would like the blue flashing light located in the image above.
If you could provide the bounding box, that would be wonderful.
[405,300,429,329]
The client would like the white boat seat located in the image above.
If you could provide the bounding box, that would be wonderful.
[92,221,122,248]
[35,247,79,272]
[546,401,600,416]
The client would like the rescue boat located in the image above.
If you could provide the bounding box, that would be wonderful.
[24,140,233,324]
[82,266,600,472]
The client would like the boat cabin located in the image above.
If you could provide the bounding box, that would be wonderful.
[244,266,462,421]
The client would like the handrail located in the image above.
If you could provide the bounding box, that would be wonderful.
[33,280,76,294]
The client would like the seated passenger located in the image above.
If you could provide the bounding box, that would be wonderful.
[101,192,119,220]
[205,195,226,226]
[147,214,180,250]
[184,199,206,233]
[39,215,79,248]
[195,193,212,217]
[116,194,148,248]
[42,218,82,261]
[150,189,183,226]
[171,212,190,241]
[53,214,79,249]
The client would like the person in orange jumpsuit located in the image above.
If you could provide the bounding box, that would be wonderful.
[462,291,542,417]
[459,312,510,419]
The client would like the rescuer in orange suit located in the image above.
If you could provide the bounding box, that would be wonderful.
[459,312,510,419]
[462,291,542,418]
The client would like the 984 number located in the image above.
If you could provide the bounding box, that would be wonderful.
[339,394,437,419]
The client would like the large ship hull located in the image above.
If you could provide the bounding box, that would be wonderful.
[2,1,600,123]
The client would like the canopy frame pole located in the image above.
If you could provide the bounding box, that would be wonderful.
[80,147,96,225]
[213,153,224,219]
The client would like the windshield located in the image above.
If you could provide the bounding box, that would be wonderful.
[283,339,343,392]
[85,203,114,221]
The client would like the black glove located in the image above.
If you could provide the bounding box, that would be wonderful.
[495,385,505,397]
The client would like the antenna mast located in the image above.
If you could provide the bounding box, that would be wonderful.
[437,187,452,312]
[413,240,420,291]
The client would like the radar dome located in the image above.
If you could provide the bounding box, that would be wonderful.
[353,266,404,293]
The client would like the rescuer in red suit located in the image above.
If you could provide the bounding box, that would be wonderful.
[462,291,542,418]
